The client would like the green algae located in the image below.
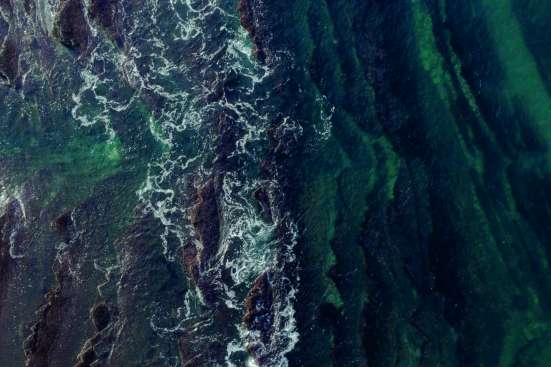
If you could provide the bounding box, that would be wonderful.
[298,173,342,307]
[482,0,551,155]
[413,0,456,105]
[269,0,551,365]
[12,133,122,182]
[420,4,551,365]
[412,5,490,179]
[374,136,400,201]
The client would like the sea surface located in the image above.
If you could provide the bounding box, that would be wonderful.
[1,1,551,366]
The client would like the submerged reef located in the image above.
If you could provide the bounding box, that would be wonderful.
[251,1,551,366]
[1,0,551,366]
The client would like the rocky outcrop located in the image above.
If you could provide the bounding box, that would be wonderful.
[237,0,266,63]
[243,272,274,359]
[90,302,110,332]
[181,179,221,306]
[73,302,114,367]
[24,264,70,367]
[108,214,188,366]
[89,0,116,30]
[24,199,119,367]
[88,0,123,46]
[189,179,220,267]
[0,202,15,316]
[214,109,242,171]
[0,1,10,41]
[0,38,18,85]
[74,342,98,367]
[252,184,272,222]
[53,0,90,51]
[0,199,29,321]
[0,0,11,13]
[54,211,73,243]
[182,241,200,285]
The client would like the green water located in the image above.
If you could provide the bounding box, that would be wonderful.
[264,0,551,366]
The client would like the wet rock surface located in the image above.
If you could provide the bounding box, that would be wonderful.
[237,0,266,63]
[181,178,223,308]
[53,0,90,51]
[73,302,115,367]
[24,263,72,367]
[0,37,18,85]
[189,179,220,266]
[54,211,73,242]
[91,302,110,332]
[89,0,123,46]
[89,0,116,30]
[0,202,15,315]
[252,184,272,222]
[243,272,274,350]
[0,0,12,13]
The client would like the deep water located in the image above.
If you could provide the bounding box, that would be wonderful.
[1,0,551,367]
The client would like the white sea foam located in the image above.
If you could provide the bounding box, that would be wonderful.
[7,196,27,259]
[315,94,335,142]
[2,0,296,361]
[55,0,301,364]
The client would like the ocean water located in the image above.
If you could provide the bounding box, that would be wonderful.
[1,0,298,366]
[2,0,551,366]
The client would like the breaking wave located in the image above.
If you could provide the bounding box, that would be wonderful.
[66,0,300,365]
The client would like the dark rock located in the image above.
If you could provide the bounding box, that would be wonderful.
[0,14,8,39]
[0,0,11,12]
[54,211,73,242]
[53,0,90,51]
[237,0,266,63]
[252,184,272,222]
[88,0,123,46]
[90,303,110,332]
[73,300,118,366]
[196,277,219,306]
[214,110,242,171]
[0,200,25,320]
[54,212,73,232]
[73,331,104,367]
[23,265,69,367]
[181,242,199,285]
[88,0,116,29]
[0,204,14,316]
[23,0,33,14]
[181,179,224,306]
[243,272,274,345]
[74,345,96,367]
[0,38,18,85]
[189,179,220,266]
